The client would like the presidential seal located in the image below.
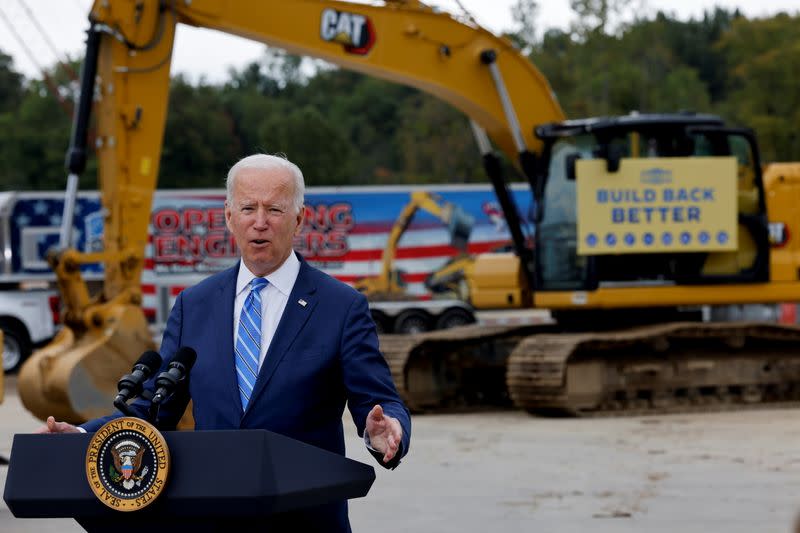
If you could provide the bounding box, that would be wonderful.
[85,417,170,511]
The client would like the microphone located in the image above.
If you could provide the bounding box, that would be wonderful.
[151,347,197,406]
[114,350,162,406]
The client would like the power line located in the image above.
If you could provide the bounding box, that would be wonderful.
[453,0,479,26]
[0,4,47,74]
[16,0,79,81]
[0,3,73,116]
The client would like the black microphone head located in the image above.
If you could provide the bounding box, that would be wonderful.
[136,350,163,373]
[117,350,162,399]
[172,346,197,370]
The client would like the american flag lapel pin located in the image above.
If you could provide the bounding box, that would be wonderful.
[298,299,307,307]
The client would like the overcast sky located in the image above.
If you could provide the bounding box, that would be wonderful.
[0,0,797,83]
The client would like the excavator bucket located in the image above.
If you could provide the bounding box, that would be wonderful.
[447,205,474,251]
[17,305,154,424]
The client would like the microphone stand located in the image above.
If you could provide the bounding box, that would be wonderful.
[114,390,154,418]
[148,394,163,426]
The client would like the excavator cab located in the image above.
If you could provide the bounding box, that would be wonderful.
[532,113,769,296]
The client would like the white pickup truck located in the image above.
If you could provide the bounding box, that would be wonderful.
[0,289,58,372]
[0,284,59,372]
[0,192,65,372]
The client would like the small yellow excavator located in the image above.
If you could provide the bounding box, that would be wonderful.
[354,190,474,299]
[18,0,800,422]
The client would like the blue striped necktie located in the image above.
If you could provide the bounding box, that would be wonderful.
[235,277,268,410]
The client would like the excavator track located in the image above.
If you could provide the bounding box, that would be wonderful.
[379,324,552,411]
[507,322,800,417]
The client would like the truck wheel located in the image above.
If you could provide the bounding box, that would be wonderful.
[371,310,390,334]
[435,308,475,330]
[1,321,31,374]
[394,310,431,334]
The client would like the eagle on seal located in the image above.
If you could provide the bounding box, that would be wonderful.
[111,441,145,489]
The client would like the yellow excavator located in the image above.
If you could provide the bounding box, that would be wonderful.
[18,0,800,422]
[353,189,476,333]
[354,190,474,299]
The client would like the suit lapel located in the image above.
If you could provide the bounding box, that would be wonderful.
[214,266,243,418]
[246,258,318,414]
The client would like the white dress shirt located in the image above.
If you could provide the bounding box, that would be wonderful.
[233,252,301,371]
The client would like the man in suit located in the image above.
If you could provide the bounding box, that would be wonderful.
[39,154,411,531]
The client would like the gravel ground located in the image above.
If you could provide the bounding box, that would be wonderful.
[2,376,799,532]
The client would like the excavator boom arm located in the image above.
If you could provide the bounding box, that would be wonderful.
[81,0,563,301]
[172,0,564,159]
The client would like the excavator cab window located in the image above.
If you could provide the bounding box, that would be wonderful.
[729,134,761,215]
[683,128,768,281]
[537,137,593,290]
[686,127,764,216]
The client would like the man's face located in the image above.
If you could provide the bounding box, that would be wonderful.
[225,167,304,277]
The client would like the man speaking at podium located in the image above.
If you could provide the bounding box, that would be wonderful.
[39,154,411,531]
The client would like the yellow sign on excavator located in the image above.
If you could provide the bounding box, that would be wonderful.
[576,157,738,255]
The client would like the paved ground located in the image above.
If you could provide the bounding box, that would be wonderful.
[2,375,800,532]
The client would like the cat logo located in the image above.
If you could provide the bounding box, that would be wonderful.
[320,8,376,55]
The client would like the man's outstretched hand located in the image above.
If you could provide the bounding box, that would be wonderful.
[365,405,403,464]
[35,416,80,434]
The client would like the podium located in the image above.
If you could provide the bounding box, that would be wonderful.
[3,429,375,532]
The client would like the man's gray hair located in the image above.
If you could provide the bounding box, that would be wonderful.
[225,154,305,213]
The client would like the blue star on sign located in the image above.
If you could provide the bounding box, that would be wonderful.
[698,231,710,244]
[605,233,617,246]
[33,201,49,215]
[624,233,635,246]
[643,232,654,246]
[586,233,598,247]
[717,231,729,245]
[662,232,673,245]
[680,231,691,245]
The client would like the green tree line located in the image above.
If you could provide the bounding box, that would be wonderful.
[0,5,797,191]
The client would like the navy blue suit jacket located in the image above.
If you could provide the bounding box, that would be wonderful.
[83,254,411,531]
